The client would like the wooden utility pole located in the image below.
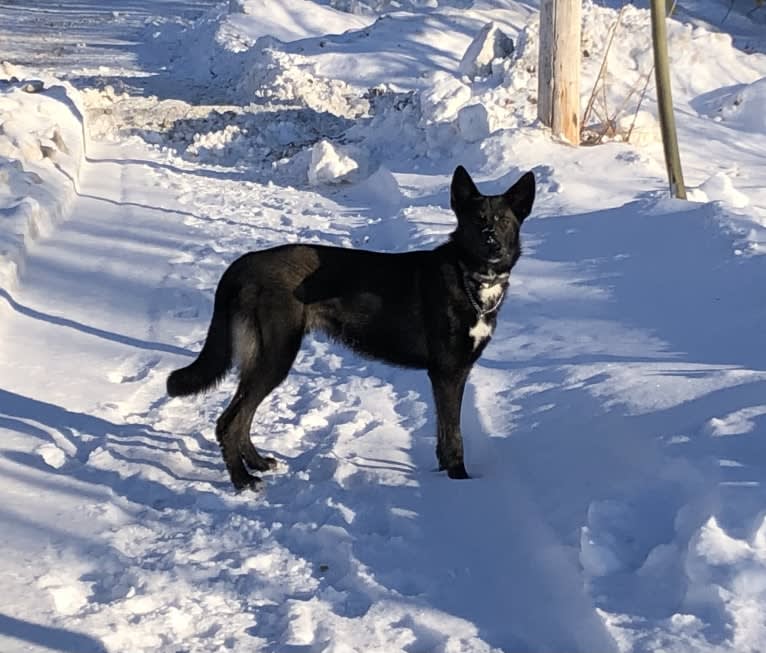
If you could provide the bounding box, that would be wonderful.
[650,0,686,199]
[537,0,581,145]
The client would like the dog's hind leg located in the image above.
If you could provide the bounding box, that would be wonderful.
[240,323,304,473]
[217,318,303,490]
[428,367,471,479]
[217,389,257,490]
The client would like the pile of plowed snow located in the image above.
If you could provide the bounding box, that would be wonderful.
[0,65,86,289]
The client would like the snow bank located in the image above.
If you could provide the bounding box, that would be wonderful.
[155,0,765,176]
[697,171,750,209]
[159,0,372,101]
[682,517,766,651]
[401,3,763,147]
[308,139,360,185]
[583,492,766,651]
[139,0,766,250]
[238,48,370,119]
[0,69,86,289]
[458,22,514,80]
[419,72,472,123]
[227,0,371,44]
[327,0,441,13]
[714,76,766,133]
[279,4,753,167]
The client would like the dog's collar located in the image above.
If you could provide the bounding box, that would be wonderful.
[458,263,509,317]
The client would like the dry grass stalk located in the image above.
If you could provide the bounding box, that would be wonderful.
[581,6,626,131]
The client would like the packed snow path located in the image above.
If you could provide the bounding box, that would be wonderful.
[0,134,617,652]
[3,1,766,652]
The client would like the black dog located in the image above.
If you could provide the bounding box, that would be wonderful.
[167,166,535,490]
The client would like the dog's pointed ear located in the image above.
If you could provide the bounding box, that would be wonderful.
[504,171,536,222]
[450,165,480,210]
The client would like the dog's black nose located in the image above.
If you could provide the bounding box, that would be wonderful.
[484,230,500,252]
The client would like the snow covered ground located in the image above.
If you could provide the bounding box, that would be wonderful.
[1,0,766,651]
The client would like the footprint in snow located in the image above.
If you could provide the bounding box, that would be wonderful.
[107,355,160,384]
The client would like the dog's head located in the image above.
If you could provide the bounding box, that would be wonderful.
[450,166,535,273]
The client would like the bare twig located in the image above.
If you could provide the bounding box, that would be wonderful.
[626,65,654,142]
[581,6,626,130]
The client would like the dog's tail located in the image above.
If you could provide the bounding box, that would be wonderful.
[167,283,235,398]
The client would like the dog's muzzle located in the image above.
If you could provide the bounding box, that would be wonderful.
[482,228,502,256]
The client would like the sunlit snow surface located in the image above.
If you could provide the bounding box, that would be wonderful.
[1,0,766,651]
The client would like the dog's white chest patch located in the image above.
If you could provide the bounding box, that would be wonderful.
[469,317,494,350]
[479,283,504,305]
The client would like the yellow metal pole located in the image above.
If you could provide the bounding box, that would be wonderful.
[650,0,687,199]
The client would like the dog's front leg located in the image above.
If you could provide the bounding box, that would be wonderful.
[428,367,470,479]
